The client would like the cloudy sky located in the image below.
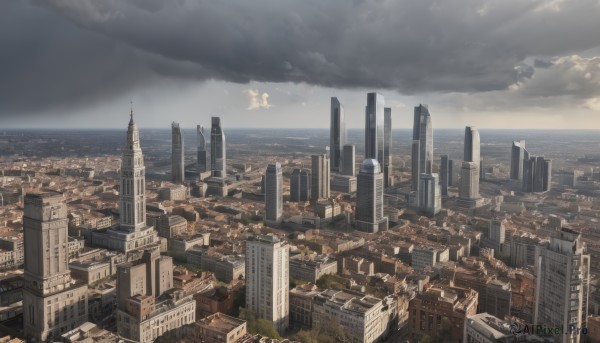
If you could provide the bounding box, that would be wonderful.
[2,0,600,129]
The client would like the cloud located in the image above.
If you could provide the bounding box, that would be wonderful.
[2,0,600,117]
[245,89,273,110]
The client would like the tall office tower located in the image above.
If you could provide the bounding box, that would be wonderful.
[459,162,480,200]
[510,140,528,180]
[330,97,346,172]
[355,159,388,233]
[383,107,393,187]
[489,219,506,245]
[411,105,433,198]
[310,154,330,202]
[265,163,283,225]
[342,144,356,176]
[121,110,148,232]
[23,192,88,342]
[171,122,185,183]
[523,156,552,193]
[210,116,226,178]
[463,126,481,165]
[365,92,385,165]
[290,168,310,202]
[440,155,450,197]
[246,235,289,334]
[197,125,207,174]
[448,159,456,186]
[534,228,590,343]
[418,173,441,216]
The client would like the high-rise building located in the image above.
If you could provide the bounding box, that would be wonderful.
[534,228,590,343]
[411,105,433,200]
[171,122,185,183]
[459,161,480,200]
[464,126,481,165]
[290,168,310,202]
[342,144,356,176]
[121,112,148,232]
[440,155,450,197]
[210,116,226,178]
[523,156,552,193]
[418,173,441,216]
[355,159,388,233]
[383,107,393,187]
[330,97,346,172]
[265,163,283,225]
[89,110,159,253]
[23,192,88,342]
[310,154,330,202]
[246,235,289,334]
[448,160,456,186]
[365,92,385,165]
[510,140,528,180]
[197,125,208,174]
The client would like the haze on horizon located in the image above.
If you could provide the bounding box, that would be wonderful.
[2,0,600,130]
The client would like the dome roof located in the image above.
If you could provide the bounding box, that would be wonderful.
[360,159,381,174]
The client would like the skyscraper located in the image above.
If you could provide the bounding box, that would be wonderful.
[211,116,226,178]
[365,92,385,165]
[290,167,310,202]
[510,140,528,180]
[440,155,450,197]
[534,228,590,343]
[197,125,208,174]
[246,235,289,334]
[121,111,148,233]
[418,173,441,216]
[265,163,283,225]
[383,107,393,187]
[330,97,346,172]
[523,156,552,193]
[355,159,388,233]
[342,144,356,176]
[411,105,433,199]
[171,122,184,184]
[23,192,88,342]
[463,126,481,165]
[90,111,159,253]
[311,154,330,202]
[459,161,480,200]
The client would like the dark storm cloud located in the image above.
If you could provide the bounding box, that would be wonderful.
[2,0,600,115]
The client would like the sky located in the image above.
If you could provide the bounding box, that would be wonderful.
[2,0,600,129]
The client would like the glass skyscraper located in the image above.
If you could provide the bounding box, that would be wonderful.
[210,116,226,178]
[171,122,184,184]
[365,93,385,166]
[330,97,346,172]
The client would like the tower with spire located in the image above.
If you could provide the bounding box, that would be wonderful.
[89,108,159,253]
[120,109,147,232]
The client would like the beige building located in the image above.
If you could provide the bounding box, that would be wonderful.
[88,112,160,254]
[22,192,88,342]
[289,254,337,283]
[195,312,247,343]
[116,247,195,343]
[245,235,289,334]
[312,289,397,343]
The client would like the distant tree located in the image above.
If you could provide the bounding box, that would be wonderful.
[419,317,455,343]
[240,308,282,339]
[293,319,349,343]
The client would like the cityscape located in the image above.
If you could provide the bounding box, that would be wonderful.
[3,1,600,343]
